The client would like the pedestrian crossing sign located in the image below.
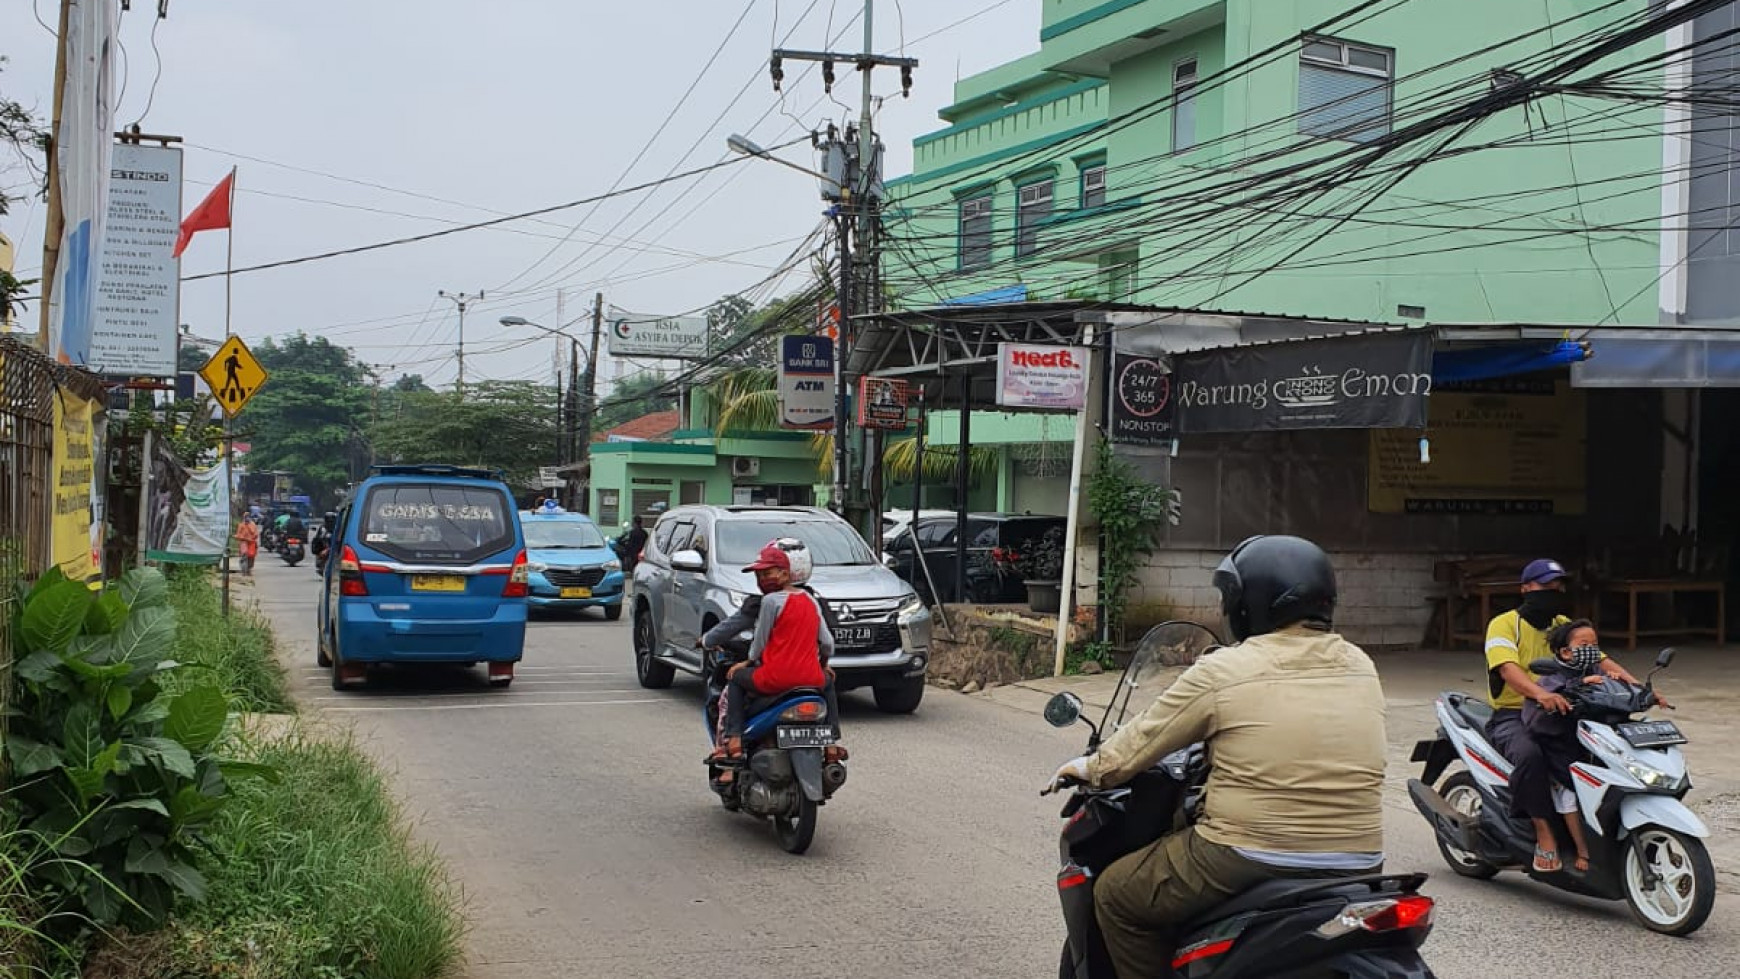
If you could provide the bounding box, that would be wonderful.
[199,336,269,417]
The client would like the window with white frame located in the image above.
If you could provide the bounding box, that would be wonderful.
[1081,164,1107,209]
[959,194,993,268]
[1298,38,1392,143]
[1016,179,1054,257]
[1173,58,1199,152]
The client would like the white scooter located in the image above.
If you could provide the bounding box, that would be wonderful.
[1406,648,1715,935]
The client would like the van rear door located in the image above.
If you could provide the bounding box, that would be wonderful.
[352,481,521,617]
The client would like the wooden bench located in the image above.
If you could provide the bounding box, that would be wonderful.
[1594,579,1725,651]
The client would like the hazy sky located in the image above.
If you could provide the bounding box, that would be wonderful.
[1,0,1036,390]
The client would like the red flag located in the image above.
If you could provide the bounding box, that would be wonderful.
[174,172,234,258]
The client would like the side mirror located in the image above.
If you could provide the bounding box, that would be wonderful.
[882,554,898,569]
[1044,691,1085,729]
[671,549,706,572]
[1655,647,1676,670]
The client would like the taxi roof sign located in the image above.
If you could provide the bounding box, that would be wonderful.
[199,336,269,417]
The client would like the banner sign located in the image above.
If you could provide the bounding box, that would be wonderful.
[607,311,708,359]
[778,335,835,430]
[538,466,563,488]
[51,390,101,583]
[1368,379,1586,515]
[1109,351,1175,445]
[146,439,230,564]
[857,376,909,429]
[995,343,1089,410]
[45,0,119,367]
[1172,332,1432,434]
[92,142,182,376]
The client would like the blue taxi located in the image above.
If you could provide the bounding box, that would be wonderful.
[521,504,624,619]
[316,465,528,690]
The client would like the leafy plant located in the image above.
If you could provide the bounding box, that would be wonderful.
[2,567,273,929]
[1086,438,1181,643]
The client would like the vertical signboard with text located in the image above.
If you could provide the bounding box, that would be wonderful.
[1109,351,1175,445]
[93,142,183,376]
[779,335,835,429]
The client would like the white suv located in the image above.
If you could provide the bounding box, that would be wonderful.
[630,505,933,713]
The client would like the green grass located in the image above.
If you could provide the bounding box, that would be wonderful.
[162,570,294,714]
[83,732,465,979]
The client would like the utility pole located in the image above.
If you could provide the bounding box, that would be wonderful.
[770,0,914,534]
[439,289,483,395]
[575,293,603,482]
[37,0,72,347]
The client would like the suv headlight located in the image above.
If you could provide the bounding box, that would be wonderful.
[896,594,932,652]
[526,561,549,574]
[1623,760,1683,791]
[725,590,751,609]
[602,559,622,572]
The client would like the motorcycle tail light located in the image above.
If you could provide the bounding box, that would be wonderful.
[1315,895,1434,938]
[339,546,369,596]
[502,550,529,598]
[780,700,827,722]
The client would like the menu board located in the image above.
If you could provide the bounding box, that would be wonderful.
[1368,379,1586,515]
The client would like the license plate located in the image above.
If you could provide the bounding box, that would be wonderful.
[776,725,836,748]
[560,586,592,598]
[837,625,875,646]
[410,575,467,592]
[1618,720,1687,749]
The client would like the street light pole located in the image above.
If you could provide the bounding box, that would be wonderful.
[501,301,605,510]
[439,289,484,396]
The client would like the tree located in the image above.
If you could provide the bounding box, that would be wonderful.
[370,381,559,485]
[594,372,676,433]
[392,373,430,393]
[1,56,45,322]
[239,333,373,504]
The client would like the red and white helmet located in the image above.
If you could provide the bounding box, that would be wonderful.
[741,536,813,584]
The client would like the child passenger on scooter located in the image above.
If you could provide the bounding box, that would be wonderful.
[1524,619,1666,872]
[709,538,845,781]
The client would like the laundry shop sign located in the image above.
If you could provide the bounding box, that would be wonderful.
[1172,332,1432,433]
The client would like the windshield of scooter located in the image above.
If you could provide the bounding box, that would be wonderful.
[1102,620,1223,734]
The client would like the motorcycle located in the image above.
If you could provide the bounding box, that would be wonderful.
[1406,647,1715,935]
[1046,621,1438,979]
[261,526,284,554]
[281,536,305,567]
[700,609,847,855]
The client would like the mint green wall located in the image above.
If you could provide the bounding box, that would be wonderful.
[889,0,1661,326]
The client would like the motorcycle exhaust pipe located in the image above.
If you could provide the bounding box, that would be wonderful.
[822,761,848,794]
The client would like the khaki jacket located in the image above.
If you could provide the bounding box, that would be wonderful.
[1083,626,1386,853]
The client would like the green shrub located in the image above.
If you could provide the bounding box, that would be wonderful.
[156,732,465,979]
[2,567,275,929]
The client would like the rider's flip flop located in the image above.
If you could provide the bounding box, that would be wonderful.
[1532,847,1562,873]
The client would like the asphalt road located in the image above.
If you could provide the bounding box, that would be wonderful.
[248,560,1734,979]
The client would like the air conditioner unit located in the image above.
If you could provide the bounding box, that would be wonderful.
[731,457,760,478]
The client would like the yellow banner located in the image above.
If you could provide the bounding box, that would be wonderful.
[51,388,101,583]
[1368,380,1587,516]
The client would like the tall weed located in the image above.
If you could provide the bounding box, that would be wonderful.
[162,571,291,714]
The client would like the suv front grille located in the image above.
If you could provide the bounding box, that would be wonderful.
[546,567,607,588]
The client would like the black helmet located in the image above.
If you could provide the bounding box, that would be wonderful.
[1212,535,1337,641]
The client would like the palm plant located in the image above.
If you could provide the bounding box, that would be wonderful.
[707,366,999,480]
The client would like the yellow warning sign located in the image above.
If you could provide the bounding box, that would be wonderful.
[199,335,269,417]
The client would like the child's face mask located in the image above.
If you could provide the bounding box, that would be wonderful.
[1563,644,1602,672]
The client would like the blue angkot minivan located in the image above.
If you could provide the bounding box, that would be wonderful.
[317,465,528,690]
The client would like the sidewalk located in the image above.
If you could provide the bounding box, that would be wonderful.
[974,646,1740,892]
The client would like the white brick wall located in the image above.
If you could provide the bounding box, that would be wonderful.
[1123,547,1441,650]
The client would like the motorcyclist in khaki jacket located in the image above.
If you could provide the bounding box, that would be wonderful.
[1047,535,1387,979]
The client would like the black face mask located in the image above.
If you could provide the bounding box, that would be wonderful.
[1519,590,1569,629]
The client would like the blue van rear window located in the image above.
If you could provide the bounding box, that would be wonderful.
[361,484,514,564]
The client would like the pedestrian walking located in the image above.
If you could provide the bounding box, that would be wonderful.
[235,515,261,576]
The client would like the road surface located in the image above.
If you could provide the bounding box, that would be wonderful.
[248,561,1734,979]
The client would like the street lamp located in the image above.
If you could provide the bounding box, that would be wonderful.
[727,134,851,519]
[500,314,598,502]
[726,133,840,196]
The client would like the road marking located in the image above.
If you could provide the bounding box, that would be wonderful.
[315,697,666,712]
